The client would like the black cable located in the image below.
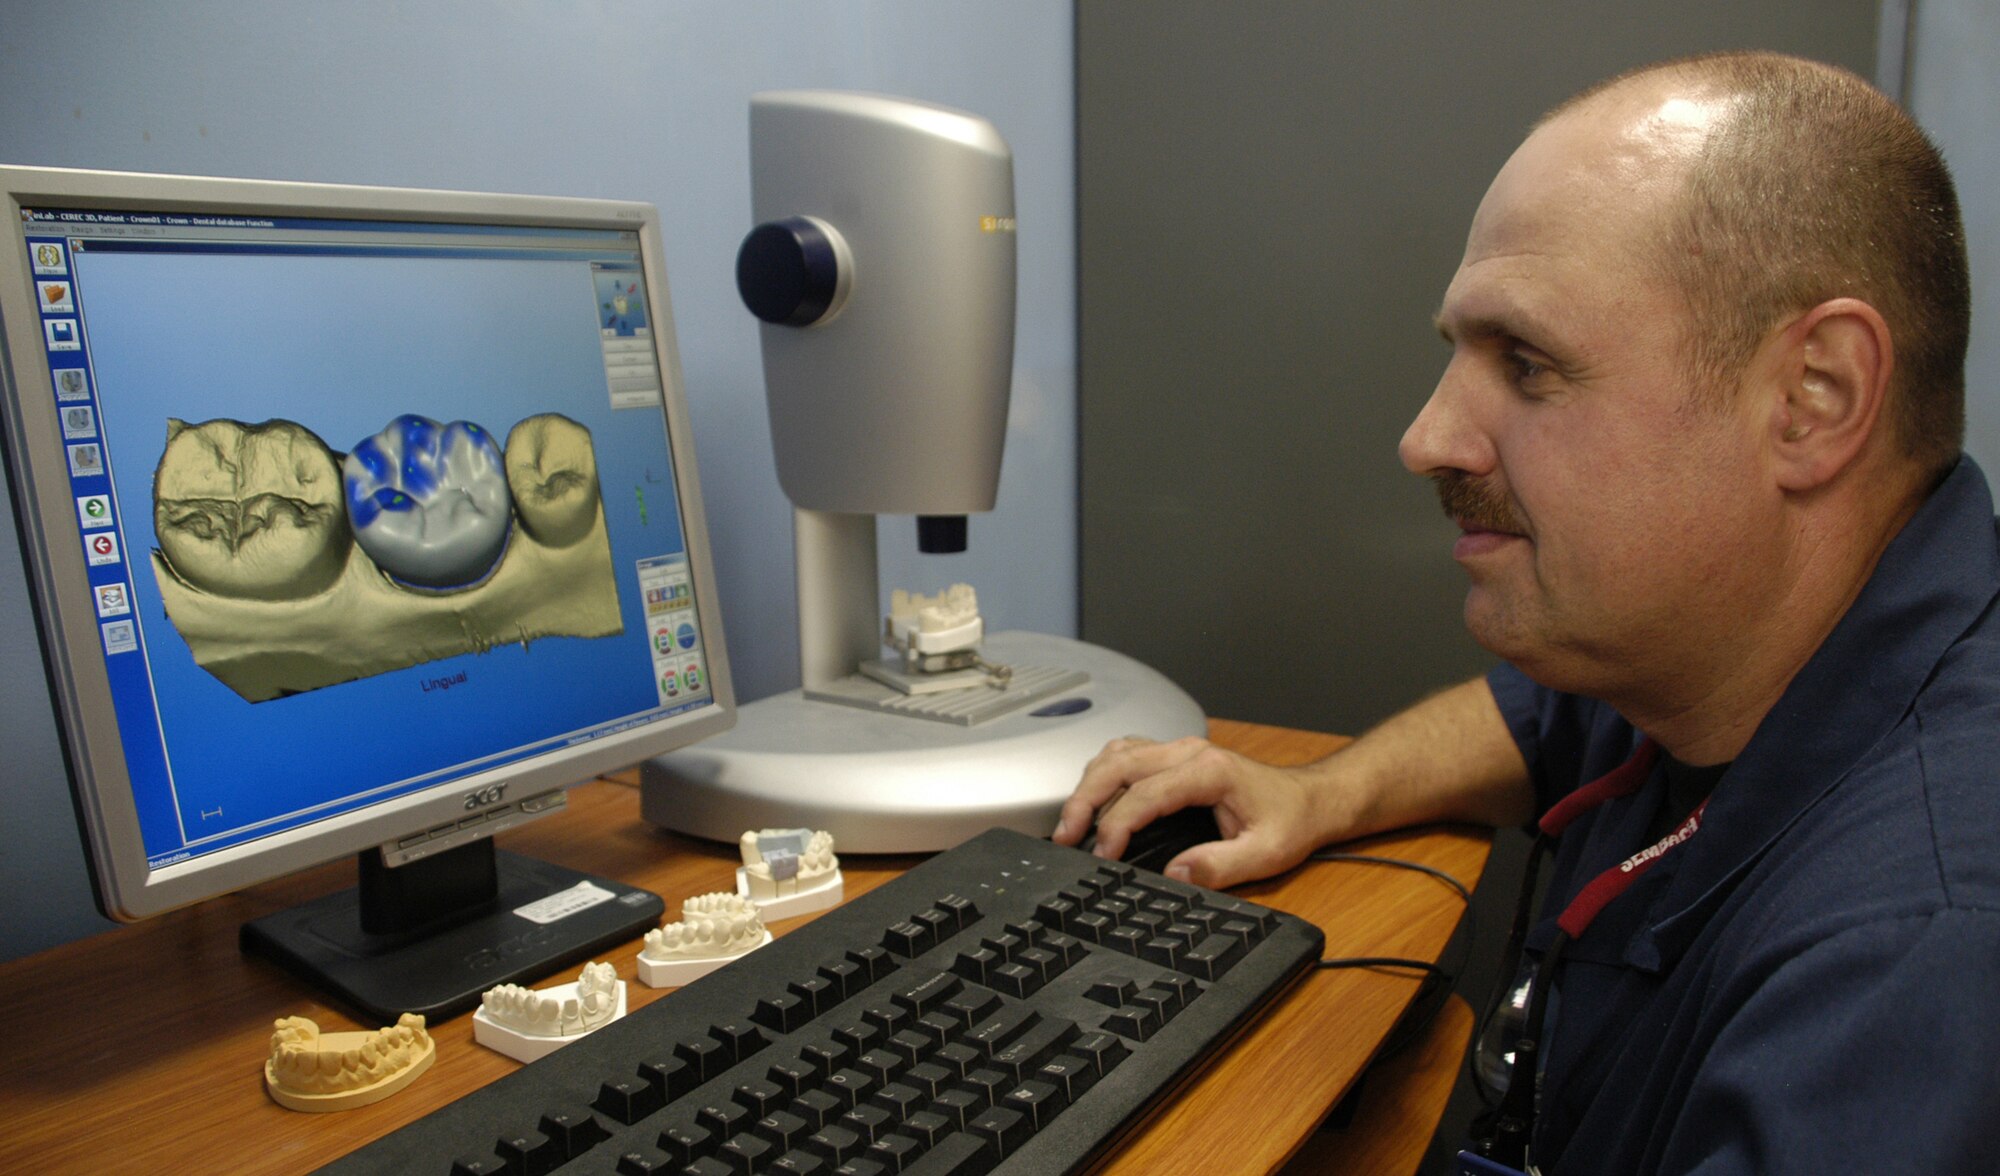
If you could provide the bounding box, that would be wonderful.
[1304,851,1478,1059]
[1316,956,1450,978]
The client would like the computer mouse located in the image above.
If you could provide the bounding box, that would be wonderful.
[1083,805,1224,875]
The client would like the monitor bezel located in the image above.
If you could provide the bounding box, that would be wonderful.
[0,164,736,921]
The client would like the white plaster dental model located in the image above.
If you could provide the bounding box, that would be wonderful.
[637,891,772,988]
[149,412,622,702]
[888,583,983,655]
[736,827,843,921]
[471,960,627,1063]
[263,1012,435,1113]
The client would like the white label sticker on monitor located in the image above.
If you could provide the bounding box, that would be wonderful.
[513,879,619,925]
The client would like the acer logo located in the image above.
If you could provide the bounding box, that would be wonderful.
[463,783,509,810]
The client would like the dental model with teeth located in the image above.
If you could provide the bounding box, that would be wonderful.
[263,1011,434,1112]
[471,960,627,1063]
[149,411,622,701]
[636,891,772,988]
[887,583,983,655]
[736,827,844,920]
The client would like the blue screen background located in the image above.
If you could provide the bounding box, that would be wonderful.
[69,238,701,860]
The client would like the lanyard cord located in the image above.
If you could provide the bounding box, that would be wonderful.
[1474,738,1715,1168]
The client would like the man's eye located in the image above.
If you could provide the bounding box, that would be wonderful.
[1505,349,1549,382]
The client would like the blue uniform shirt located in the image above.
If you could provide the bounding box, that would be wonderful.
[1488,455,2000,1175]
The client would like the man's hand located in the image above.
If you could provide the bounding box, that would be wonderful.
[1051,735,1343,889]
[1051,679,1534,892]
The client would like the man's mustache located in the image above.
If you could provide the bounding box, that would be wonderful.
[1432,471,1527,536]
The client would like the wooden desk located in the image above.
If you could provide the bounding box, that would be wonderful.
[0,720,1488,1175]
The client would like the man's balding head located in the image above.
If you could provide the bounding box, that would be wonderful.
[1550,52,1969,479]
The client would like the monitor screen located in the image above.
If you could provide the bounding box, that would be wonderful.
[0,167,734,1017]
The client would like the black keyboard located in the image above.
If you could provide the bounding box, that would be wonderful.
[321,827,1325,1175]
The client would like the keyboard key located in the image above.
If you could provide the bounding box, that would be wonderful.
[980,932,1023,962]
[756,1110,812,1152]
[866,1132,924,1170]
[1000,1079,1066,1130]
[733,1077,787,1118]
[1104,925,1148,956]
[755,992,811,1033]
[697,1101,753,1141]
[1067,910,1112,943]
[450,1154,508,1176]
[903,1061,953,1101]
[965,1006,1041,1055]
[857,1046,909,1084]
[790,1089,845,1132]
[675,1037,728,1082]
[769,1056,822,1099]
[1035,1054,1099,1102]
[848,945,897,982]
[496,1129,562,1176]
[614,1145,675,1174]
[892,971,964,1016]
[916,1011,962,1046]
[989,1019,1081,1082]
[820,959,866,999]
[1140,937,1184,970]
[933,894,980,930]
[862,1002,912,1036]
[896,1131,990,1175]
[950,947,997,984]
[940,987,1002,1031]
[772,1149,832,1175]
[721,1130,777,1172]
[1181,933,1248,980]
[596,1076,665,1125]
[1085,977,1136,1008]
[792,975,838,1016]
[930,1041,983,1080]
[824,1068,880,1110]
[538,1107,609,1158]
[1132,983,1183,1021]
[913,907,957,945]
[711,1021,770,1063]
[1034,896,1077,930]
[806,1038,857,1076]
[988,961,1040,998]
[966,1105,1031,1160]
[870,1081,926,1118]
[1070,1031,1130,1077]
[683,1157,737,1176]
[657,1121,716,1165]
[840,1103,894,1144]
[900,1109,954,1150]
[1038,931,1085,968]
[639,1054,698,1102]
[883,920,932,957]
[885,1029,935,1068]
[1103,1004,1161,1041]
[806,1124,866,1164]
[929,1087,987,1130]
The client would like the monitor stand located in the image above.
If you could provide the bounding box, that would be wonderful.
[240,839,664,1025]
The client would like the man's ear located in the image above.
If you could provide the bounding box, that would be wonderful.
[1764,297,1894,491]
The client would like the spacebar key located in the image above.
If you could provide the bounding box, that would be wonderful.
[899,1132,995,1175]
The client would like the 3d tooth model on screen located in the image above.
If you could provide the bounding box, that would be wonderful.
[148,412,622,702]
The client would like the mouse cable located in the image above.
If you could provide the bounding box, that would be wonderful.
[1306,849,1478,1059]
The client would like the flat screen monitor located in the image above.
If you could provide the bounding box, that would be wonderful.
[0,165,735,1021]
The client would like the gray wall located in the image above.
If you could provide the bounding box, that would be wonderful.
[0,0,1077,960]
[1903,1,2000,475]
[1077,1,1880,736]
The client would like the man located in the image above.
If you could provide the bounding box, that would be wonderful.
[1055,52,2000,1174]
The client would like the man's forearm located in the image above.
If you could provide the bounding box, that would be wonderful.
[1302,675,1535,842]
